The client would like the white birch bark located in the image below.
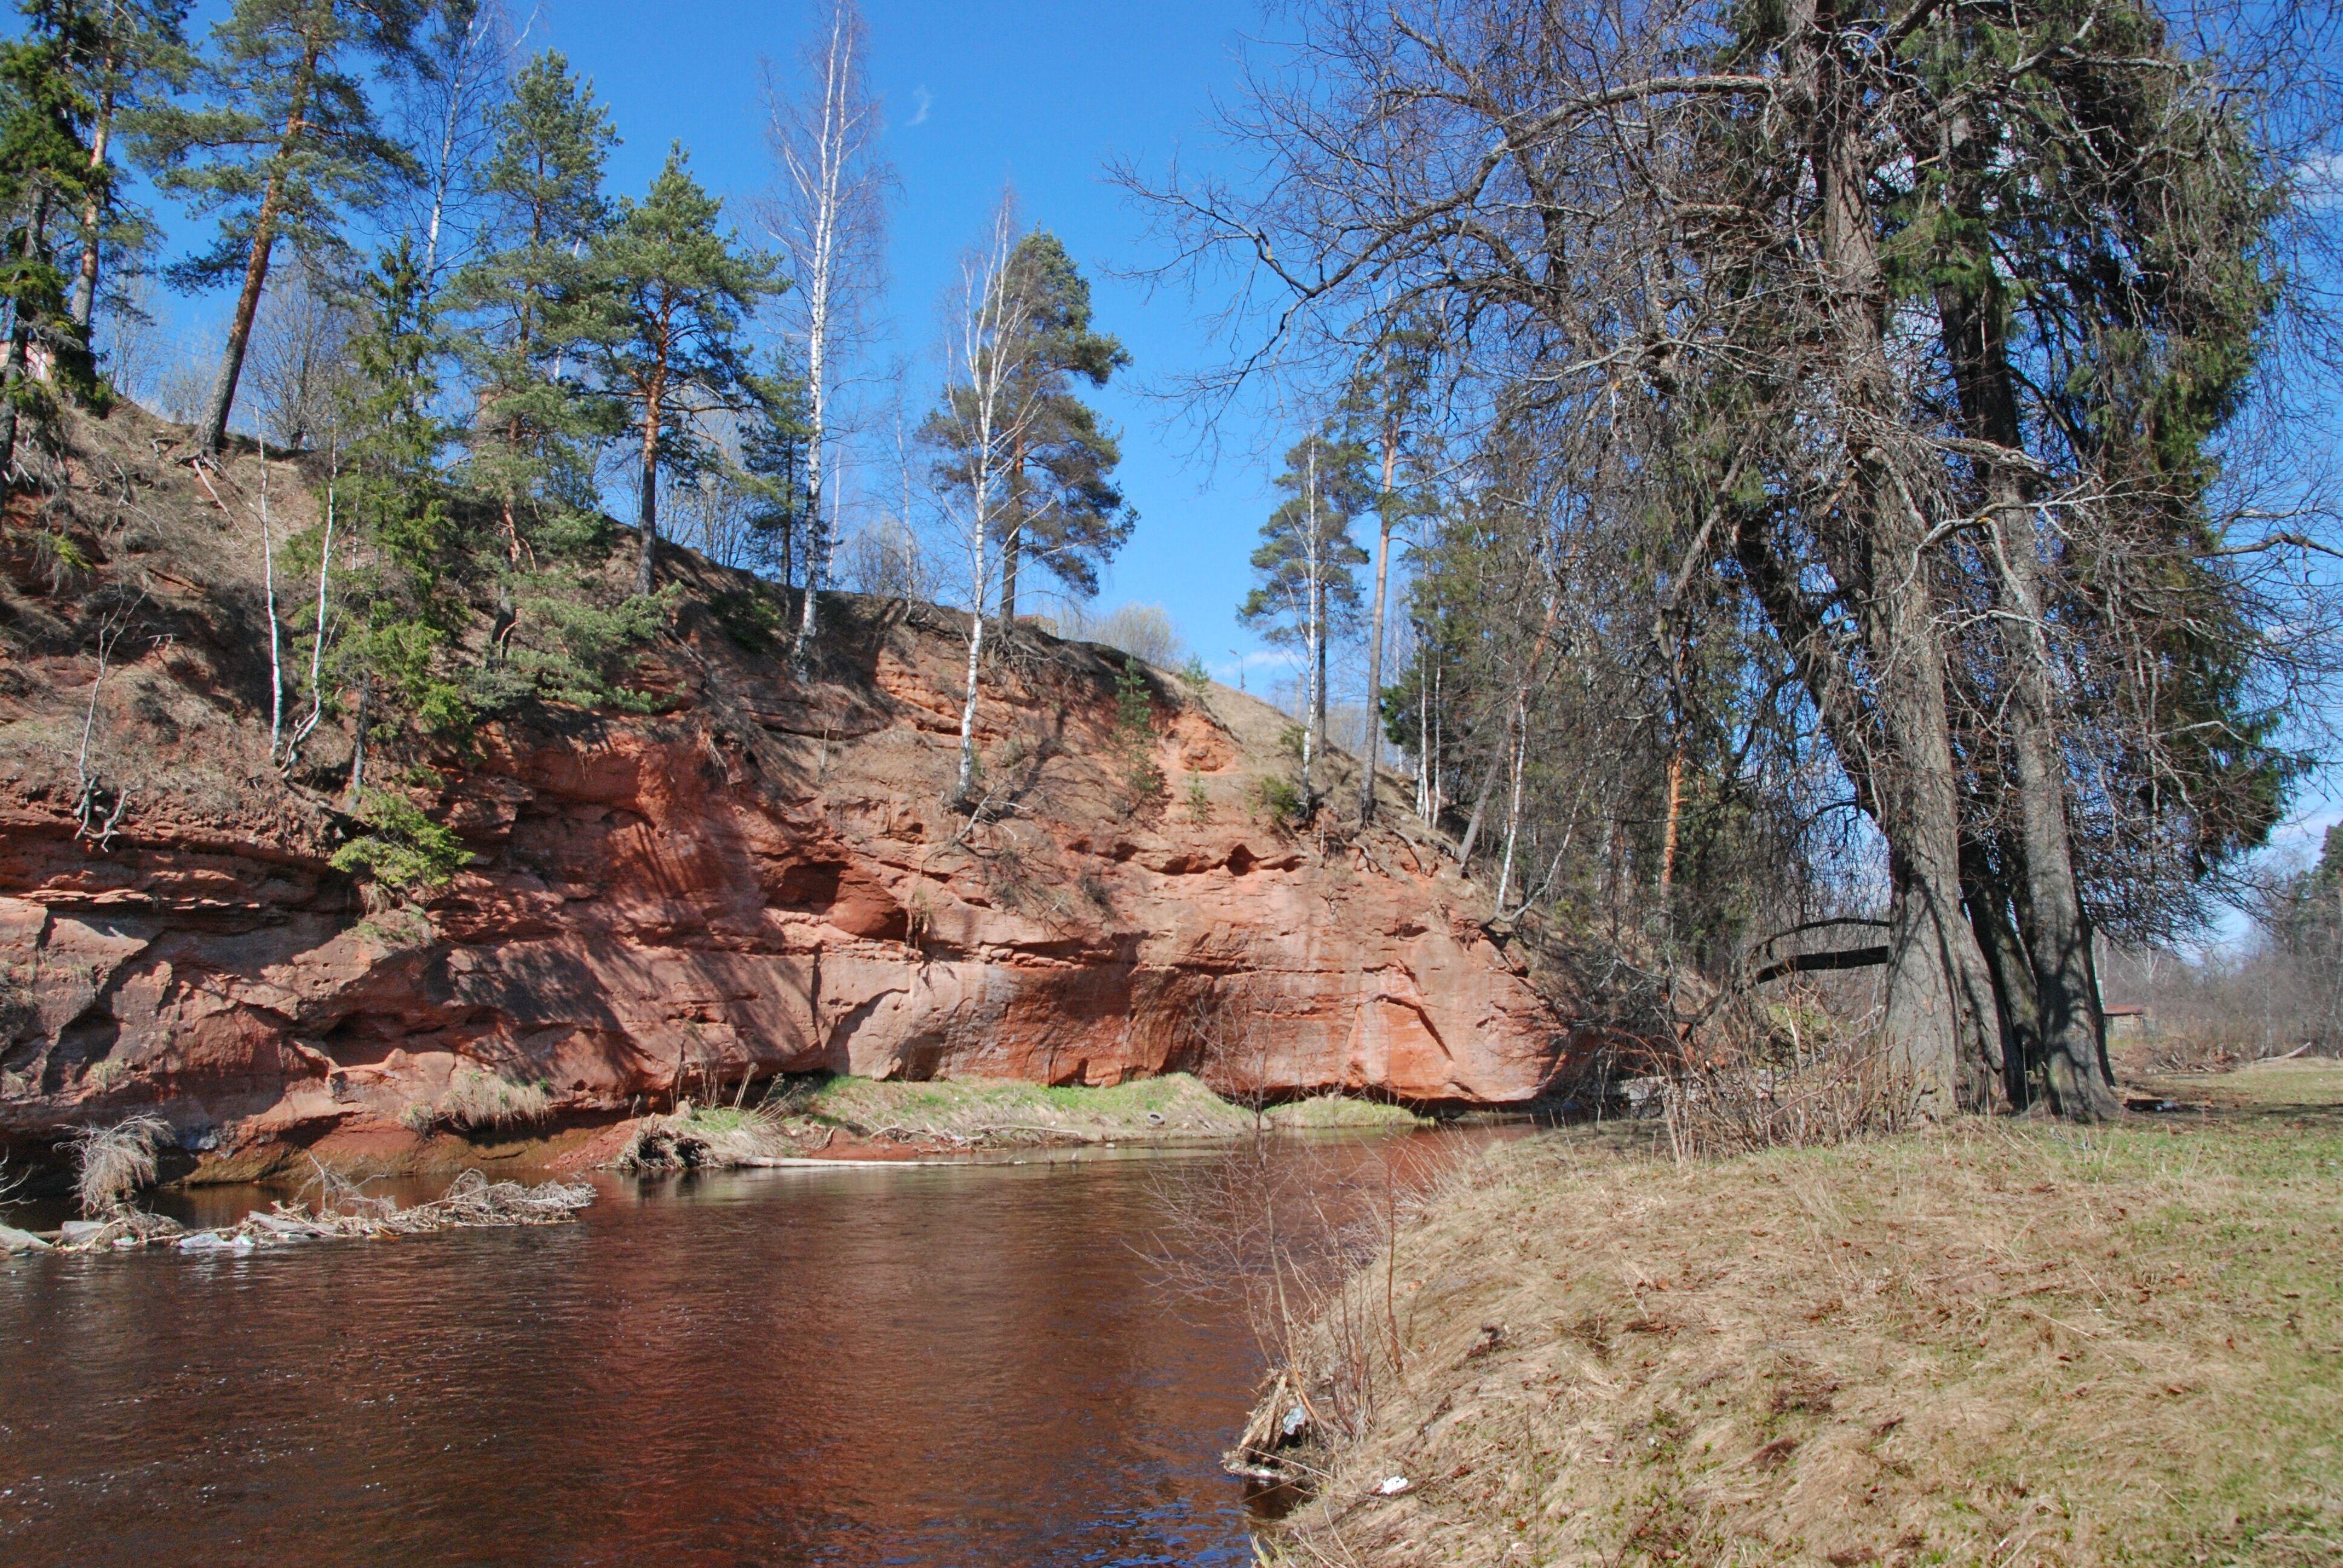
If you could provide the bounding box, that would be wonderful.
[763,1,891,662]
[259,437,284,756]
[935,199,1043,806]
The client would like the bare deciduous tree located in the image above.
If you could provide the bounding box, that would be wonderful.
[760,0,891,661]
[925,194,1047,808]
[1127,0,2343,1120]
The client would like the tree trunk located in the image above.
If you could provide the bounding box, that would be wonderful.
[347,673,372,805]
[954,603,985,806]
[1494,703,1525,910]
[635,366,664,596]
[1989,503,2117,1118]
[70,76,116,330]
[1312,582,1329,780]
[793,247,830,661]
[1659,745,1684,889]
[260,438,283,753]
[1733,490,2001,1114]
[1937,281,2118,1120]
[1860,463,2007,1114]
[199,48,318,456]
[1358,441,1398,822]
[1455,750,1502,874]
[1415,642,1432,820]
[1961,838,2040,1109]
[999,443,1023,626]
[0,194,50,475]
[1300,575,1317,799]
[1783,5,1999,1111]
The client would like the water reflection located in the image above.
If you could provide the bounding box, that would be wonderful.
[0,1135,1473,1567]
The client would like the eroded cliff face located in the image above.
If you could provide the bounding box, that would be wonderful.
[0,414,1576,1172]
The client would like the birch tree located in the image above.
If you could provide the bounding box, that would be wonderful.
[759,0,890,662]
[1238,427,1368,807]
[392,0,517,290]
[922,195,1044,808]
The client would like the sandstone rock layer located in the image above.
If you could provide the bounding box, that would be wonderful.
[1,440,1575,1169]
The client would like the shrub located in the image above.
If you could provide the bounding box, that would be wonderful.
[66,1112,169,1215]
[706,586,785,652]
[1114,658,1165,799]
[330,791,471,896]
[1254,775,1306,825]
[1185,771,1213,824]
[439,1066,552,1131]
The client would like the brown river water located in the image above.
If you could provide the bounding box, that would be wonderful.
[0,1132,1475,1567]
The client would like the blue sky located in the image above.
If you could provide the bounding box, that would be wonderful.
[534,0,1296,681]
[107,0,1302,687]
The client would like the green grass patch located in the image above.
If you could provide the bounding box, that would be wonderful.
[789,1070,1259,1141]
[1265,1093,1429,1130]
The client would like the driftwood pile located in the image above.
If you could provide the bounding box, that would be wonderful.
[39,1168,594,1255]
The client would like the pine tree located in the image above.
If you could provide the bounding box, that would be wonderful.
[735,350,813,584]
[61,0,189,333]
[574,145,785,597]
[1238,428,1369,802]
[0,1,106,474]
[332,238,468,787]
[447,50,618,540]
[143,0,424,455]
[990,230,1130,621]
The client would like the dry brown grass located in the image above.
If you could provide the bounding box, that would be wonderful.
[1259,1079,2343,1567]
[437,1067,552,1131]
[65,1112,169,1215]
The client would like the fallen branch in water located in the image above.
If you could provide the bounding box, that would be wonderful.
[48,1166,594,1254]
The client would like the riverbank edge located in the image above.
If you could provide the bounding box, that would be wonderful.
[32,1073,1437,1192]
[1242,1060,2343,1568]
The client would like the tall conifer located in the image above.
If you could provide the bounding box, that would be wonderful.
[0,1,105,472]
[448,50,617,529]
[61,0,189,333]
[144,0,424,454]
[991,230,1129,622]
[575,146,784,597]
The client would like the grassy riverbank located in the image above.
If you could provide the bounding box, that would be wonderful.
[624,1073,1427,1167]
[1256,1062,2343,1567]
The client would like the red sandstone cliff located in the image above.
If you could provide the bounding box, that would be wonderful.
[0,408,1576,1171]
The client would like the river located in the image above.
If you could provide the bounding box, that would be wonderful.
[0,1133,1466,1567]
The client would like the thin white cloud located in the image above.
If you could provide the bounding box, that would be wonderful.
[2293,150,2343,211]
[908,87,932,128]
